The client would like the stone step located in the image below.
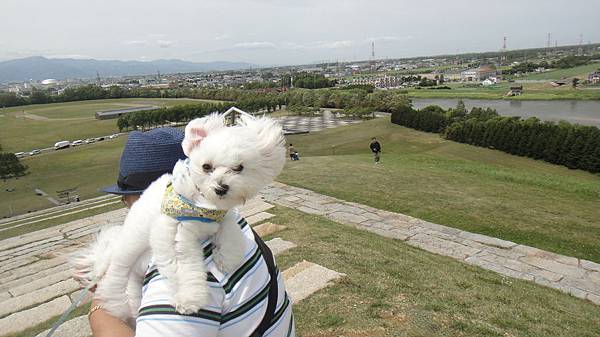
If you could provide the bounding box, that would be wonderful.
[9,269,73,297]
[239,198,274,218]
[0,263,70,292]
[0,256,66,285]
[265,238,297,256]
[246,212,275,225]
[253,222,286,237]
[35,314,91,337]
[282,261,345,304]
[0,279,79,318]
[0,295,71,336]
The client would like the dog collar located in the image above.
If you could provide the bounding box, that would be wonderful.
[161,183,226,223]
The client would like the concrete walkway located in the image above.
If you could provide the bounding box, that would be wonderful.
[262,182,600,306]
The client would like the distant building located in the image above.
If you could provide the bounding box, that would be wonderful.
[461,65,497,82]
[588,71,600,84]
[507,86,523,96]
[41,79,58,85]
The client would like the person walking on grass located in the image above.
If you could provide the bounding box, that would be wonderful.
[370,137,381,164]
[288,143,299,161]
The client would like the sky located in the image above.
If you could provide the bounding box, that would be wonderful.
[1,0,599,66]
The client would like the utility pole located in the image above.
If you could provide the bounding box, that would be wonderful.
[501,36,507,63]
[547,33,552,49]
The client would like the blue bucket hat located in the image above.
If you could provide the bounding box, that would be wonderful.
[102,127,186,195]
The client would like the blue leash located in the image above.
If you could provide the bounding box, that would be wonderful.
[45,277,98,337]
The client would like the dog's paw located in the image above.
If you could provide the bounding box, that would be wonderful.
[175,302,202,315]
[174,291,207,314]
[212,248,241,274]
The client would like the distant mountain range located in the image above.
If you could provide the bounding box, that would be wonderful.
[0,56,255,83]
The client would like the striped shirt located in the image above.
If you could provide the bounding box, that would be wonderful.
[135,215,295,337]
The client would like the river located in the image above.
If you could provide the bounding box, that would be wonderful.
[410,98,600,127]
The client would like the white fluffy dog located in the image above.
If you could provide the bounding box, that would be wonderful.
[72,113,286,322]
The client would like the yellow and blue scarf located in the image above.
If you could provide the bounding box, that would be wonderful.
[161,183,226,223]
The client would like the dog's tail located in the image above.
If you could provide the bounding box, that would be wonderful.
[70,225,122,288]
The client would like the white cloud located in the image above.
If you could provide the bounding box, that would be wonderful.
[232,41,276,49]
[213,34,231,41]
[280,40,355,50]
[157,40,174,48]
[121,40,148,46]
[47,54,91,59]
[315,40,354,49]
[366,36,413,42]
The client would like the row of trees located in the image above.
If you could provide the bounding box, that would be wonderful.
[292,73,336,89]
[391,101,600,173]
[504,55,599,75]
[0,85,168,108]
[117,102,235,132]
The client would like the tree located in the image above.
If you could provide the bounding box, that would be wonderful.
[0,153,28,178]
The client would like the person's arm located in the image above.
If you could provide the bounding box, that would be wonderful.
[89,299,134,337]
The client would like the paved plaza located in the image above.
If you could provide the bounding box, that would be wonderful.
[277,114,362,134]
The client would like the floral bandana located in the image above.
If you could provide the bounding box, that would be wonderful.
[161,183,226,223]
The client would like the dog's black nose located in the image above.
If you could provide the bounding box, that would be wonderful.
[215,184,229,196]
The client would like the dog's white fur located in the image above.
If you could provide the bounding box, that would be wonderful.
[71,113,285,322]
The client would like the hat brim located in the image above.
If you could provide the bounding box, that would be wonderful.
[101,184,144,195]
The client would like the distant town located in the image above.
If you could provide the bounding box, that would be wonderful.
[2,42,599,99]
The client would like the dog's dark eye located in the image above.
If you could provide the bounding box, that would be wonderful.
[202,164,213,172]
[232,165,244,173]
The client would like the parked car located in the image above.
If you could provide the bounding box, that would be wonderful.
[29,149,41,155]
[108,134,119,139]
[54,141,70,150]
[15,152,26,158]
[71,140,84,146]
[95,137,105,142]
[84,138,96,144]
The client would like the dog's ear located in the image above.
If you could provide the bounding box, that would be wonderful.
[240,115,286,172]
[182,113,225,156]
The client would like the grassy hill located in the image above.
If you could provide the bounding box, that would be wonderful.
[406,81,600,100]
[521,63,600,80]
[282,118,600,262]
[1,137,126,218]
[0,98,220,152]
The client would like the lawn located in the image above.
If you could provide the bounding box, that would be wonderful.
[406,81,600,100]
[281,118,600,263]
[521,63,600,80]
[8,206,600,337]
[273,206,600,337]
[1,137,126,218]
[0,98,220,152]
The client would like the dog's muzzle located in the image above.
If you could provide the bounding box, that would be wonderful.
[215,184,229,196]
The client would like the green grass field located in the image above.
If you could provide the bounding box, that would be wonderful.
[406,81,600,100]
[3,115,599,263]
[1,137,126,218]
[521,63,600,80]
[282,118,600,263]
[272,206,600,337]
[0,98,219,152]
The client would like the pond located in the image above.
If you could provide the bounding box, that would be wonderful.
[411,98,600,127]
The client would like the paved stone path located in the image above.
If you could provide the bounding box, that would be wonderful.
[261,182,600,306]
